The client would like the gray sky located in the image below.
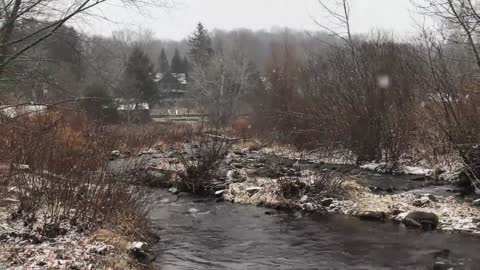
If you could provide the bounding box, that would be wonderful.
[82,0,419,40]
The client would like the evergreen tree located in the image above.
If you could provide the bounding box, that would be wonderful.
[182,56,191,73]
[158,48,170,73]
[82,82,113,120]
[123,47,157,103]
[188,22,213,67]
[170,48,184,73]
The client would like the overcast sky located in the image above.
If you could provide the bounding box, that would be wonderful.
[81,0,419,40]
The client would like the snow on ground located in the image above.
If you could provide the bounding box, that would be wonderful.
[359,162,434,176]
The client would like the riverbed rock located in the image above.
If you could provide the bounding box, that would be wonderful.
[128,241,156,264]
[427,194,438,202]
[301,203,316,212]
[402,217,422,228]
[188,208,199,214]
[299,195,309,204]
[246,187,263,195]
[226,170,247,183]
[403,211,439,230]
[433,261,455,270]
[215,190,225,197]
[110,150,121,160]
[234,151,246,156]
[168,187,179,195]
[358,211,387,221]
[413,197,430,207]
[472,199,480,206]
[321,198,334,207]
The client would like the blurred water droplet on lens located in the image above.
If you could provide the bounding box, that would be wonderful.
[377,75,390,89]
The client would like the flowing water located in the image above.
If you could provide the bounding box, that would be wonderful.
[150,190,480,270]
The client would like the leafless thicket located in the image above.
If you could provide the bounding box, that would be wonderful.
[253,0,480,187]
[0,110,187,240]
[278,172,346,201]
[177,136,230,194]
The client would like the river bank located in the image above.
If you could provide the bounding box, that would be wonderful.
[145,139,480,235]
[0,193,156,269]
[1,135,478,269]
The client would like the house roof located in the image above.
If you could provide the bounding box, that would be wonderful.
[110,99,149,111]
[154,73,188,84]
[0,104,47,118]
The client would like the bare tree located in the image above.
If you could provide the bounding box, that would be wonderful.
[190,51,257,128]
[0,0,172,78]
[411,0,480,190]
[412,0,480,69]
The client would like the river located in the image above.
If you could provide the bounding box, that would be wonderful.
[149,190,480,270]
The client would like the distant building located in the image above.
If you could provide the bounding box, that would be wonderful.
[0,104,48,119]
[106,98,150,123]
[155,73,189,99]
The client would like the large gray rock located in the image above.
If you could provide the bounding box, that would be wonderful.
[226,170,247,183]
[403,211,439,230]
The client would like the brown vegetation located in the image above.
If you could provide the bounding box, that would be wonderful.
[0,113,169,239]
[177,136,230,194]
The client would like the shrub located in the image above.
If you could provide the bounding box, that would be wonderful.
[277,171,346,201]
[0,116,153,237]
[177,136,230,194]
[307,171,346,197]
[277,177,307,200]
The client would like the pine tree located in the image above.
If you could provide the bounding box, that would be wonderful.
[82,82,113,120]
[170,48,184,73]
[188,22,213,67]
[158,48,170,73]
[182,56,191,73]
[123,47,157,103]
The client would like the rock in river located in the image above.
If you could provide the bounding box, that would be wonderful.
[301,203,316,212]
[358,211,387,221]
[129,241,156,264]
[168,187,179,195]
[403,211,439,230]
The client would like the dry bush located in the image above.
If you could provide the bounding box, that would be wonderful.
[107,123,194,152]
[177,136,230,194]
[277,177,307,200]
[278,172,346,201]
[307,172,346,197]
[0,115,151,237]
[253,34,419,166]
